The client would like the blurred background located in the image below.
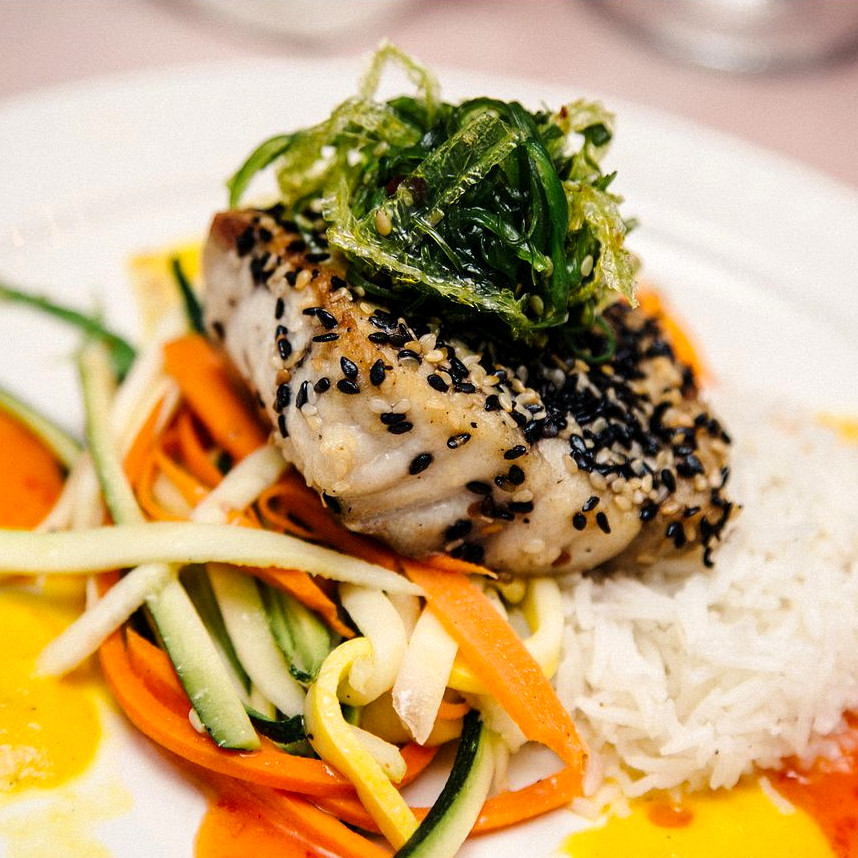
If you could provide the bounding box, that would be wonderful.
[0,0,856,188]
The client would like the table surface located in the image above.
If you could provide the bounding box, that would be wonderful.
[1,0,856,194]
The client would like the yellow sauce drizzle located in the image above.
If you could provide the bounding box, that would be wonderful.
[0,579,101,795]
[561,780,833,857]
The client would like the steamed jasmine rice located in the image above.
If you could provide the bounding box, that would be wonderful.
[555,389,858,801]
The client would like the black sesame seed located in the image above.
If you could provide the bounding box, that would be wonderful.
[427,373,449,392]
[504,445,527,460]
[235,226,255,257]
[452,543,485,564]
[277,414,288,438]
[448,356,469,381]
[570,435,588,455]
[367,332,389,344]
[666,520,687,548]
[484,394,501,412]
[595,511,611,534]
[572,512,587,531]
[639,501,659,522]
[316,309,338,330]
[582,495,600,512]
[369,359,386,386]
[507,465,525,486]
[340,357,358,380]
[509,500,534,514]
[274,297,285,319]
[314,378,331,394]
[313,332,339,342]
[409,453,433,475]
[330,275,347,289]
[257,226,273,243]
[445,519,472,541]
[277,337,292,360]
[275,383,292,411]
[302,306,321,316]
[305,251,330,263]
[380,412,406,425]
[683,505,701,518]
[447,433,471,449]
[295,380,310,409]
[336,379,360,395]
[398,349,421,362]
[466,481,492,496]
[454,382,476,394]
[285,270,298,287]
[321,492,341,514]
[387,421,413,435]
[661,468,677,493]
[287,239,306,252]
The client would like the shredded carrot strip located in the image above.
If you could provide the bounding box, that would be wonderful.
[401,558,587,774]
[125,627,193,714]
[216,779,393,858]
[0,408,65,528]
[154,445,209,508]
[316,760,581,836]
[163,335,268,461]
[123,394,167,486]
[250,565,354,640]
[637,288,709,383]
[99,628,356,797]
[424,553,497,578]
[176,408,224,488]
[258,475,398,570]
[134,452,185,521]
[436,698,471,721]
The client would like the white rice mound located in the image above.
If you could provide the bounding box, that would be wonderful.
[554,388,858,802]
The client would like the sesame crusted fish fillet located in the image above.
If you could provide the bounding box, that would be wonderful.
[203,206,734,576]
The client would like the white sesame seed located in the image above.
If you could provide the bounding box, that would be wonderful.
[512,489,534,503]
[369,398,390,413]
[498,391,513,412]
[424,349,445,364]
[375,209,393,237]
[522,539,546,555]
[613,494,633,511]
[295,269,312,290]
[580,254,594,277]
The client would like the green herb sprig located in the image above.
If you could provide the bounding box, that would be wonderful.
[229,43,636,347]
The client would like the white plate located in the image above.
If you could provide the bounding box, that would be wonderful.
[1,57,858,857]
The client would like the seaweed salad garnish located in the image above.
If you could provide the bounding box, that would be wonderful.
[228,43,637,353]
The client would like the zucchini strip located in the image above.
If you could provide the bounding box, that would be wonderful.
[78,339,258,749]
[393,605,459,745]
[208,562,305,717]
[395,710,496,858]
[339,584,408,706]
[0,522,421,594]
[36,560,173,676]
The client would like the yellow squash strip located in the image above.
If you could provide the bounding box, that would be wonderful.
[304,638,419,849]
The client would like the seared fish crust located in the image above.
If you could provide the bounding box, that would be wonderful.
[204,206,734,576]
